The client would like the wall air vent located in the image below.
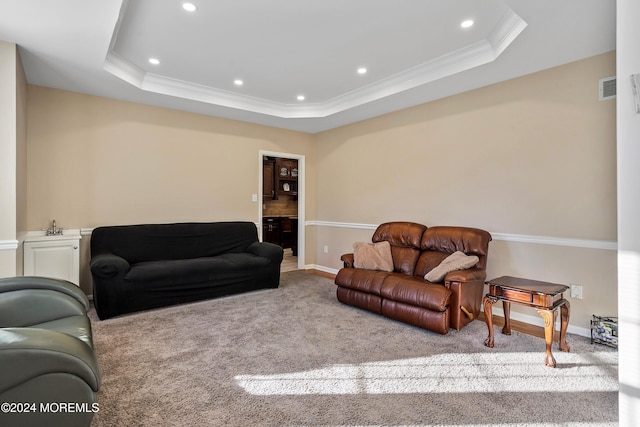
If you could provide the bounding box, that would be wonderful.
[599,76,616,100]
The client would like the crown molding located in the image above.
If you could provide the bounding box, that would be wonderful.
[488,7,529,56]
[103,6,527,119]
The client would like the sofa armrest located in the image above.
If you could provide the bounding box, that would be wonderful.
[247,241,284,264]
[0,276,89,311]
[445,268,487,330]
[0,328,100,393]
[341,253,355,268]
[90,253,130,279]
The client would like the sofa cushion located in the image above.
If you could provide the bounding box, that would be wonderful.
[125,253,270,286]
[353,241,393,272]
[380,275,451,312]
[424,251,479,283]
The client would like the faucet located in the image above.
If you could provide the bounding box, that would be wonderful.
[46,219,63,236]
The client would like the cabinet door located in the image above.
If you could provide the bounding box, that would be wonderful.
[263,161,275,199]
[275,158,298,196]
[281,218,293,248]
[280,218,298,255]
[24,239,80,285]
[262,218,281,245]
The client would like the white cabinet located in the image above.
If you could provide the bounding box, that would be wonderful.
[24,232,81,286]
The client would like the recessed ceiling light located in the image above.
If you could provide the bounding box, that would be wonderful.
[297,95,305,101]
[357,67,367,75]
[182,2,197,12]
[148,58,160,65]
[461,19,474,28]
[234,79,243,86]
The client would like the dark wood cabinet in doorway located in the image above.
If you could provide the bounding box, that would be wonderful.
[262,217,280,245]
[263,158,276,199]
[264,157,298,199]
[262,216,298,255]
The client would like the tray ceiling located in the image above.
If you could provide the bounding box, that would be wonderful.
[0,0,615,133]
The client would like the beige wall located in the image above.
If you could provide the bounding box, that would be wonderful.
[27,87,315,229]
[314,52,616,239]
[313,52,617,331]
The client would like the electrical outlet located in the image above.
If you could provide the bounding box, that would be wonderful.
[570,284,583,300]
[323,245,329,254]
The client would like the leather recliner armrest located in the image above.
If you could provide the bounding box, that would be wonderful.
[445,268,487,330]
[0,328,101,393]
[341,253,355,268]
[444,268,487,285]
[90,253,130,279]
[0,276,89,311]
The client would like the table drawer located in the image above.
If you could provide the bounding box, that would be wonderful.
[495,287,533,303]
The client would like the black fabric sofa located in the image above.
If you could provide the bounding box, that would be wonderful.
[90,221,283,320]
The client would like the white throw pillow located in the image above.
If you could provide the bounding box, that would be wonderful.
[424,251,479,282]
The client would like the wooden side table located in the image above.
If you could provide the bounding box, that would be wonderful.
[483,276,571,367]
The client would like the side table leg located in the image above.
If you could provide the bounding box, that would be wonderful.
[536,308,558,368]
[502,301,512,335]
[558,299,571,353]
[483,296,498,348]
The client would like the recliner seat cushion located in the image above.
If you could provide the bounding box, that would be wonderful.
[380,275,451,312]
[334,268,391,296]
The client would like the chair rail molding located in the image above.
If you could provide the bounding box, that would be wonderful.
[306,221,617,251]
[0,239,19,251]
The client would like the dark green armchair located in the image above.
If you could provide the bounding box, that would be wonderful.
[0,276,100,427]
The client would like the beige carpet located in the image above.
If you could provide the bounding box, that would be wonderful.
[89,271,618,426]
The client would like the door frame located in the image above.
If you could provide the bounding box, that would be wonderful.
[258,150,305,270]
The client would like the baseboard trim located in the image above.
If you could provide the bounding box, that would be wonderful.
[305,264,339,275]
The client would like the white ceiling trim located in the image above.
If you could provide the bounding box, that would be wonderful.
[102,5,527,119]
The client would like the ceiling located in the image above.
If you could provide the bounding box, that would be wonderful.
[0,0,615,133]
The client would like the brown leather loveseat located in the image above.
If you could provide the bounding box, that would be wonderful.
[335,222,492,334]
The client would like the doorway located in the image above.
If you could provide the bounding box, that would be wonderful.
[258,150,305,271]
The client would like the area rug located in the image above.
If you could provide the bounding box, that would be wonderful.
[89,271,618,426]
